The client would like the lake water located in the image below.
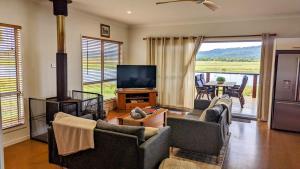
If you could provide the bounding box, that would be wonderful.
[196,72,260,87]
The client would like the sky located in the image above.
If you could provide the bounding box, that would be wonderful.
[199,42,262,51]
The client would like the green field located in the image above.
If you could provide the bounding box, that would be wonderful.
[195,61,260,74]
[83,82,116,100]
[82,57,118,100]
[195,60,260,97]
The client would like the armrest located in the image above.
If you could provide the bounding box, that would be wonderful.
[139,126,171,169]
[194,99,211,110]
[218,110,230,143]
[48,127,63,166]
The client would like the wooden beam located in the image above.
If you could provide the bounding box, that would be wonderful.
[252,74,258,98]
[143,34,277,40]
[206,72,210,83]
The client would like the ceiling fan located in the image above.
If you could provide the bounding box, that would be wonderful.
[156,0,219,11]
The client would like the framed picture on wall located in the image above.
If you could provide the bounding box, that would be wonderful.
[100,24,110,38]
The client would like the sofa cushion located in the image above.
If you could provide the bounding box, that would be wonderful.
[144,127,159,140]
[205,105,224,123]
[96,120,145,142]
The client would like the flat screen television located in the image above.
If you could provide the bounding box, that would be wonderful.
[117,65,157,88]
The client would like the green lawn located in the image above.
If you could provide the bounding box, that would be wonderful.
[195,61,260,74]
[83,82,116,100]
[82,57,118,100]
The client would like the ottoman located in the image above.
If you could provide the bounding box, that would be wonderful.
[159,158,201,169]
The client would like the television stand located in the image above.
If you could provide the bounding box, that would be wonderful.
[116,89,157,110]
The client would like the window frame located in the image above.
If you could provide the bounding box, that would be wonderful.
[81,35,122,101]
[0,23,24,130]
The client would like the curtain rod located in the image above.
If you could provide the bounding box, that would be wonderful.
[142,34,277,40]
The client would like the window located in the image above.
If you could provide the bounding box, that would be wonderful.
[82,36,121,100]
[0,24,24,129]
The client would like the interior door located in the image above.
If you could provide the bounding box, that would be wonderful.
[272,101,300,132]
[275,54,300,101]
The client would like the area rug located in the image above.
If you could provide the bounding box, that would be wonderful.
[232,117,252,123]
[170,133,230,169]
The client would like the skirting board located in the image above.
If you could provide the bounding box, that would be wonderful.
[3,135,30,147]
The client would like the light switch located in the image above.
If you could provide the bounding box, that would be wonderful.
[51,63,56,68]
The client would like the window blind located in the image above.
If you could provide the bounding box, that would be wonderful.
[81,36,121,100]
[103,41,119,81]
[0,25,24,129]
[82,37,102,93]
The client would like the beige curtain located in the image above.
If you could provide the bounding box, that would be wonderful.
[257,34,275,121]
[146,37,204,109]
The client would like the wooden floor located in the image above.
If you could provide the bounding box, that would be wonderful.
[4,114,300,169]
[232,96,257,117]
[224,121,300,169]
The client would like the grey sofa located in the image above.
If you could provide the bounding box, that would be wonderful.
[167,99,230,156]
[48,125,171,169]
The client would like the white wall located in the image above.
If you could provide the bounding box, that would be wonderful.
[128,16,300,64]
[0,0,129,146]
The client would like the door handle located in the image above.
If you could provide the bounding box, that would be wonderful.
[295,57,300,101]
[276,101,300,105]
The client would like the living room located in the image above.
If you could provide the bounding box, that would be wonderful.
[1,0,300,169]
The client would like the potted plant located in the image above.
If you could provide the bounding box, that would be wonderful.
[216,77,226,84]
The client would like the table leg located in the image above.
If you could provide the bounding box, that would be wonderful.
[119,118,123,125]
[216,87,219,96]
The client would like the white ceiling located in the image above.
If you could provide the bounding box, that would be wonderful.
[69,0,300,26]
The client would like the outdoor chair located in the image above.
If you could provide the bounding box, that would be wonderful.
[199,74,216,97]
[224,75,248,108]
[195,74,215,100]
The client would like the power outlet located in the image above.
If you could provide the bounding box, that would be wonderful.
[51,63,56,68]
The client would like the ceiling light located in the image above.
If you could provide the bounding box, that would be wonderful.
[127,10,132,14]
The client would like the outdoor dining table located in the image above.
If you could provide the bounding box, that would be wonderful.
[204,81,237,96]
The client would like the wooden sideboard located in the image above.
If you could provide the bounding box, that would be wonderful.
[116,89,157,110]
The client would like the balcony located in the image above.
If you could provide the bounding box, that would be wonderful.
[196,72,259,118]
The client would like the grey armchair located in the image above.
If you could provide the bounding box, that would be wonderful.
[167,99,230,156]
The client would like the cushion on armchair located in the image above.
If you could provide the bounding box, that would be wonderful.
[205,105,224,123]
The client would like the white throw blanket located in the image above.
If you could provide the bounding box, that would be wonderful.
[215,97,232,124]
[52,112,97,156]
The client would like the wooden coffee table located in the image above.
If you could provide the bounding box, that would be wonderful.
[118,108,168,127]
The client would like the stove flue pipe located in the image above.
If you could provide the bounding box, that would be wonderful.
[50,0,72,101]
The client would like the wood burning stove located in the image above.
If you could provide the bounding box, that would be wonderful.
[29,0,106,143]
[29,91,105,142]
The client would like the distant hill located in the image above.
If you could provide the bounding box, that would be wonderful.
[196,46,261,61]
